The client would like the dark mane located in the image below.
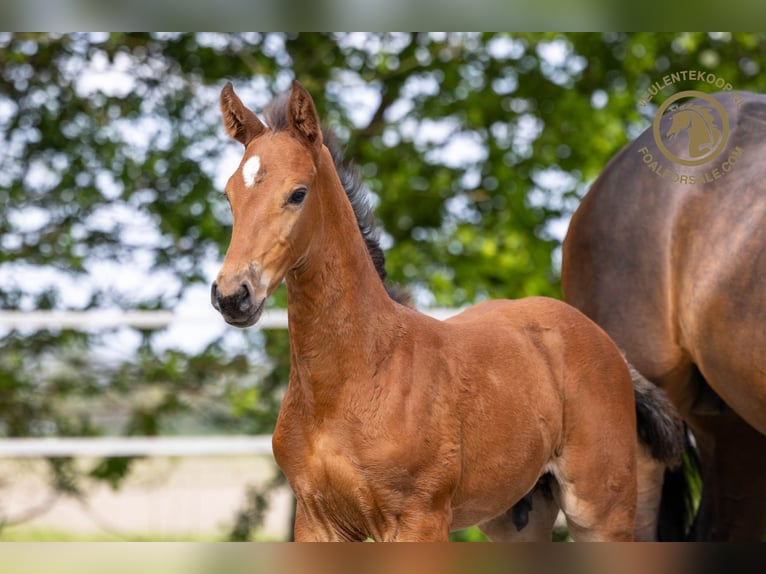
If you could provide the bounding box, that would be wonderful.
[263,92,411,306]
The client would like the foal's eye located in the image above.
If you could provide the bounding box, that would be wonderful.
[287,187,307,206]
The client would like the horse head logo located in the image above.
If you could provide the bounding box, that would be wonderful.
[653,90,730,167]
[665,102,722,159]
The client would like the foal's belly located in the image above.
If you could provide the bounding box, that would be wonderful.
[449,439,554,530]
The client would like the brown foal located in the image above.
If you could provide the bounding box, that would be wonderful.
[211,80,678,541]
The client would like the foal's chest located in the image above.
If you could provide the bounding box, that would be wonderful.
[273,423,389,538]
[300,431,364,495]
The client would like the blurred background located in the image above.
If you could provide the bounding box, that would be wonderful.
[1,32,766,541]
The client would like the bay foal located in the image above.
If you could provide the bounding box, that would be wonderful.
[211,81,670,541]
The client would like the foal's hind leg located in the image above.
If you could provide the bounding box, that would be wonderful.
[479,477,560,541]
[634,442,667,541]
[549,444,636,541]
[549,409,637,541]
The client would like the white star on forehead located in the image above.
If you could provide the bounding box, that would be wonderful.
[242,155,261,188]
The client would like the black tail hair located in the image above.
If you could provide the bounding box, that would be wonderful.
[626,357,700,540]
[657,429,701,541]
[628,360,685,466]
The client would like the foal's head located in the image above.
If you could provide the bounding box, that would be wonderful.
[211,81,324,327]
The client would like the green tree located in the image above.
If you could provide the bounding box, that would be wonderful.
[1,32,765,539]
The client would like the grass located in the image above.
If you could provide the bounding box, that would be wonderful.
[0,526,224,542]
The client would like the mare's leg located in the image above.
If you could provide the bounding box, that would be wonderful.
[479,478,560,541]
[690,410,766,540]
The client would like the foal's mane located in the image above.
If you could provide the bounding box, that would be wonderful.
[263,93,411,306]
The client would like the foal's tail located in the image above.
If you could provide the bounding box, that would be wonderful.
[625,358,698,540]
[626,360,684,467]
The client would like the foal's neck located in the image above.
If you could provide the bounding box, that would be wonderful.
[285,156,398,400]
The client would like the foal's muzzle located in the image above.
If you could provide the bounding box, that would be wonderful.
[211,279,265,328]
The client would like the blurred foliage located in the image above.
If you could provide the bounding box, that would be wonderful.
[449,525,489,542]
[227,471,289,542]
[1,32,766,539]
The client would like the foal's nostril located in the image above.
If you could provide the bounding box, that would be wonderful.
[210,282,221,311]
[211,279,256,320]
[237,282,251,312]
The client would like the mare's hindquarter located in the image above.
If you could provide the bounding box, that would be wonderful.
[273,296,636,539]
[561,92,766,539]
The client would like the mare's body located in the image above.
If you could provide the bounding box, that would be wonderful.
[563,91,766,540]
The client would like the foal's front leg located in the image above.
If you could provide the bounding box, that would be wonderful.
[292,503,362,542]
[292,505,331,542]
[385,505,452,541]
[293,504,450,541]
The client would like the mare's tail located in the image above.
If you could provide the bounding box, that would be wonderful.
[656,429,700,540]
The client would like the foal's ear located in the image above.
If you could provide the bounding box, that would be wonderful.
[287,81,323,152]
[220,82,265,146]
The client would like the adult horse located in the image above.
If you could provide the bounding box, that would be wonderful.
[563,91,766,541]
[211,80,680,541]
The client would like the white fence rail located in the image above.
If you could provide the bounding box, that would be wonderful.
[0,307,461,331]
[0,308,290,331]
[0,307,463,459]
[0,436,274,458]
